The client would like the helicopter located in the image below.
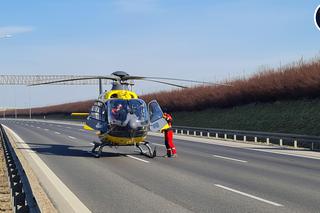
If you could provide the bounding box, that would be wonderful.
[30,71,222,158]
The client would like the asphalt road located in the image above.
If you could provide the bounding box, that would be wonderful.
[1,119,320,213]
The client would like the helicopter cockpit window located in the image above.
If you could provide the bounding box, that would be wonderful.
[148,100,167,132]
[89,101,106,122]
[86,100,108,131]
[127,99,149,125]
[107,99,149,127]
[108,100,128,125]
[148,101,163,123]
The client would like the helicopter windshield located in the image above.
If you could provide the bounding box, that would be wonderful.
[107,99,149,127]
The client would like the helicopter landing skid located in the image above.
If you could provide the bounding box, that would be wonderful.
[90,141,106,158]
[136,142,156,158]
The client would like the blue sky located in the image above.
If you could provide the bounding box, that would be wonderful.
[0,0,319,108]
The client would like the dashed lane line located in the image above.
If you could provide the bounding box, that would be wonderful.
[214,184,283,207]
[212,155,247,163]
[153,143,166,147]
[126,155,150,163]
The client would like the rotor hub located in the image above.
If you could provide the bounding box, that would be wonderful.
[111,71,129,80]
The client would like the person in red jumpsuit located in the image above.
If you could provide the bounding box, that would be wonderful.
[162,112,177,158]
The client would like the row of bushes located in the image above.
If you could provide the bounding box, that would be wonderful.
[142,58,320,112]
[5,57,320,116]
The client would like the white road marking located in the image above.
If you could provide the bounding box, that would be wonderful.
[126,155,149,163]
[214,184,283,207]
[248,148,320,161]
[44,129,49,131]
[13,119,320,161]
[55,132,61,135]
[149,132,320,161]
[153,143,166,147]
[3,125,91,212]
[68,136,76,140]
[213,155,247,163]
[67,127,72,129]
[37,126,41,129]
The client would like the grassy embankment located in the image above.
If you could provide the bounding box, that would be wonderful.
[142,58,320,136]
[172,99,320,136]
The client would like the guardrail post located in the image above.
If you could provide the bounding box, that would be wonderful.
[168,126,319,151]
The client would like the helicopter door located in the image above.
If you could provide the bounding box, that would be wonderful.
[86,100,108,132]
[148,100,167,132]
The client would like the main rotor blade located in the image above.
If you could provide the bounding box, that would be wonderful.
[28,76,120,86]
[142,79,189,88]
[123,75,231,87]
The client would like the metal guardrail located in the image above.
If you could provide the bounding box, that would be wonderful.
[0,124,39,213]
[3,118,320,151]
[172,126,320,151]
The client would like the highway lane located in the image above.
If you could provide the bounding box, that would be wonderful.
[1,119,320,213]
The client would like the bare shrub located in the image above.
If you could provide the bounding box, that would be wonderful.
[6,58,320,115]
[142,58,320,112]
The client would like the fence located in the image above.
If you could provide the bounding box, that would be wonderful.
[172,126,320,151]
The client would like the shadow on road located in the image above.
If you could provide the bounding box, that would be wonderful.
[16,142,125,158]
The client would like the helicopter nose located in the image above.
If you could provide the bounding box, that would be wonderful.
[129,118,139,130]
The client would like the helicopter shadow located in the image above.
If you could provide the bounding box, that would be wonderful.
[16,142,124,158]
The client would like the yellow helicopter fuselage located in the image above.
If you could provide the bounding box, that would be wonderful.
[83,89,148,146]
